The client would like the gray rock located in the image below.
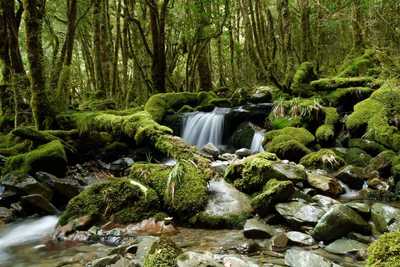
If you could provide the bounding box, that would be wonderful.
[312,195,340,211]
[218,255,260,267]
[371,203,400,233]
[35,172,82,201]
[202,143,220,157]
[345,202,370,215]
[88,254,120,267]
[286,231,315,246]
[219,153,238,161]
[210,161,230,174]
[177,251,222,267]
[0,207,14,223]
[1,174,53,200]
[243,218,275,239]
[285,248,340,267]
[307,172,344,195]
[275,201,325,224]
[235,148,252,157]
[335,165,367,189]
[110,157,134,171]
[270,162,307,182]
[21,194,59,215]
[134,236,159,266]
[271,233,288,250]
[324,238,368,255]
[312,204,370,242]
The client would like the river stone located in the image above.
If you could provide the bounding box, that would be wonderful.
[109,157,134,172]
[235,148,252,157]
[1,174,53,200]
[134,236,159,266]
[334,165,367,189]
[220,255,260,267]
[243,218,275,239]
[210,161,230,175]
[312,195,340,211]
[324,238,368,255]
[89,254,121,267]
[0,207,14,223]
[204,179,252,217]
[177,251,222,267]
[270,162,307,182]
[371,203,400,233]
[271,233,288,250]
[219,153,238,161]
[285,248,340,267]
[312,204,370,242]
[307,172,344,195]
[21,194,59,215]
[286,231,315,246]
[35,171,82,201]
[202,143,220,157]
[345,202,370,215]
[275,201,325,224]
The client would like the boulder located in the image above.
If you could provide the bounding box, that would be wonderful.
[202,143,220,157]
[312,195,340,211]
[243,218,276,239]
[286,231,315,246]
[312,204,370,242]
[230,123,256,149]
[324,238,367,256]
[334,165,367,189]
[285,248,340,267]
[275,201,325,225]
[367,150,396,178]
[1,173,52,200]
[300,149,345,171]
[235,148,252,158]
[307,172,344,196]
[109,157,134,172]
[0,207,14,223]
[21,194,59,215]
[177,251,222,267]
[371,203,400,233]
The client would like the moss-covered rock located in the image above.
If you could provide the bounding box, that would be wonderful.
[348,138,386,157]
[311,77,379,92]
[300,149,345,171]
[326,87,374,112]
[143,237,182,267]
[251,179,295,216]
[315,107,339,146]
[2,140,67,177]
[230,123,256,149]
[264,127,315,146]
[342,147,372,167]
[58,179,160,226]
[130,161,208,220]
[367,231,400,267]
[367,150,396,178]
[269,117,302,129]
[291,62,318,97]
[337,49,381,78]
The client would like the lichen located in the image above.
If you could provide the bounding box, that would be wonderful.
[367,231,400,267]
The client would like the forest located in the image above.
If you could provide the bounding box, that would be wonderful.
[1,0,400,266]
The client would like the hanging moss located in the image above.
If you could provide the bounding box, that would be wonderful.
[291,62,318,97]
[2,140,67,177]
[367,231,400,267]
[58,178,160,226]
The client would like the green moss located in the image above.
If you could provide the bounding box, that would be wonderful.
[343,147,372,167]
[267,139,311,162]
[58,178,160,226]
[338,49,380,78]
[2,140,67,176]
[348,138,386,156]
[78,98,116,111]
[367,231,400,267]
[326,87,374,108]
[323,107,340,125]
[316,125,335,145]
[291,62,318,97]
[143,237,182,267]
[300,149,345,171]
[264,127,315,146]
[130,161,208,220]
[230,123,255,148]
[346,98,384,136]
[0,140,31,156]
[311,77,378,92]
[189,212,250,229]
[270,117,302,129]
[251,179,294,216]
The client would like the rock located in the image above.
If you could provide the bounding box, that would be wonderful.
[275,201,325,224]
[367,150,396,178]
[243,218,275,239]
[345,202,370,215]
[312,195,340,211]
[219,255,260,267]
[249,89,272,104]
[300,149,346,171]
[324,238,368,256]
[371,203,400,233]
[219,153,238,161]
[0,207,14,223]
[143,237,182,267]
[109,157,134,171]
[0,188,19,207]
[202,143,220,157]
[368,177,389,190]
[88,254,121,267]
[270,162,307,182]
[342,147,372,167]
[286,231,315,246]
[177,251,222,267]
[134,236,159,266]
[54,215,94,240]
[193,179,252,228]
[285,248,339,267]
[210,161,230,175]
[230,123,256,149]
[312,204,370,242]
[271,233,288,250]
[21,194,59,215]
[1,174,53,200]
[334,165,367,189]
[251,179,294,216]
[307,172,344,196]
[235,148,252,158]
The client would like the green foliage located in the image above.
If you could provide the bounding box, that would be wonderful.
[291,62,318,97]
[59,179,160,226]
[270,117,301,129]
[300,149,345,171]
[367,231,400,267]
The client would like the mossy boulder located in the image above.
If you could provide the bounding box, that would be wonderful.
[251,179,295,216]
[348,138,386,157]
[367,150,396,178]
[143,237,182,267]
[58,179,160,226]
[367,231,400,267]
[2,140,67,177]
[326,87,374,112]
[264,127,315,147]
[300,149,345,171]
[230,122,256,149]
[315,107,339,146]
[311,77,378,92]
[291,62,318,97]
[342,147,372,167]
[130,161,208,220]
[269,117,302,129]
[337,49,380,78]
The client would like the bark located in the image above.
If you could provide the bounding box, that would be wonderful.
[299,0,313,62]
[352,0,364,52]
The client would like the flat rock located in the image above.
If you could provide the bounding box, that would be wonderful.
[371,203,400,233]
[335,165,367,189]
[271,162,307,182]
[324,238,368,255]
[285,248,341,267]
[202,143,220,157]
[235,148,252,157]
[243,218,275,239]
[275,201,325,224]
[307,172,344,195]
[286,231,316,246]
[21,194,59,215]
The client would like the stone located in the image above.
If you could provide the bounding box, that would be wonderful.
[210,161,230,175]
[285,248,339,267]
[345,202,370,215]
[220,255,260,267]
[312,204,370,242]
[219,153,238,161]
[243,218,275,239]
[307,172,344,196]
[35,171,82,202]
[368,177,389,190]
[0,188,19,207]
[286,231,315,246]
[324,238,368,255]
[371,203,400,233]
[1,174,52,200]
[249,89,272,104]
[312,195,340,211]
[21,194,59,215]
[202,143,220,157]
[275,201,326,224]
[334,165,367,189]
[109,157,134,171]
[177,251,222,267]
[134,236,160,266]
[270,162,307,182]
[235,148,252,158]
[0,207,14,223]
[271,233,288,250]
[88,255,121,267]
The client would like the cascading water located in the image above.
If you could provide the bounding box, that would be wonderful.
[250,130,265,153]
[182,107,230,148]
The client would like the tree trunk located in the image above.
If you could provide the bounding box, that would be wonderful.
[23,0,55,130]
[352,0,364,52]
[299,0,312,62]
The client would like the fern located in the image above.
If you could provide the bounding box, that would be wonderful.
[165,160,185,205]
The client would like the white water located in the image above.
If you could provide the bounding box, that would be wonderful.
[250,130,265,153]
[182,108,230,148]
[339,181,368,199]
[0,216,58,263]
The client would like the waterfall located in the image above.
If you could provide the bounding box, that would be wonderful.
[182,108,230,148]
[250,130,265,153]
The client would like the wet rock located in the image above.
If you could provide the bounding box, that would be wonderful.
[109,157,134,172]
[307,172,344,196]
[285,248,339,267]
[219,255,260,267]
[0,207,14,223]
[286,231,315,246]
[368,177,389,190]
[334,165,367,189]
[345,202,370,216]
[251,179,294,216]
[88,254,120,267]
[243,218,276,239]
[21,194,59,215]
[275,201,325,224]
[371,203,400,233]
[367,150,396,178]
[324,238,368,256]
[1,174,53,200]
[177,251,222,267]
[312,195,340,211]
[126,218,177,235]
[219,153,238,161]
[35,172,82,202]
[271,162,307,182]
[202,143,220,157]
[0,188,19,207]
[312,204,370,242]
[249,89,272,104]
[236,240,261,254]
[271,233,288,250]
[54,215,94,240]
[235,148,252,158]
[230,122,256,149]
[210,161,230,175]
[134,236,160,266]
